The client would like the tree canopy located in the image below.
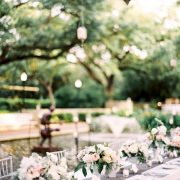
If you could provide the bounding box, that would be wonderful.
[0,0,179,107]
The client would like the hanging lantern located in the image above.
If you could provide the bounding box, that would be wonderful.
[77,26,87,42]
[123,0,131,5]
[170,59,177,68]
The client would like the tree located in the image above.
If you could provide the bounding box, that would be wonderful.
[0,0,104,65]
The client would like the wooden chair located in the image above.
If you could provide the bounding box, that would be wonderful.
[48,150,66,165]
[0,156,14,179]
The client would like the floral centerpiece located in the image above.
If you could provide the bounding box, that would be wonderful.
[119,141,149,164]
[146,123,171,163]
[168,127,180,157]
[146,125,170,148]
[75,144,118,177]
[15,153,69,180]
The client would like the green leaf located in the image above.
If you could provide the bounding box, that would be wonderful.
[82,166,87,177]
[74,162,84,172]
[98,163,104,174]
[90,167,93,174]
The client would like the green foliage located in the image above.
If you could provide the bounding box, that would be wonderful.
[0,98,50,111]
[55,113,73,123]
[78,113,86,122]
[55,80,105,108]
[135,109,180,131]
[91,112,105,117]
[0,0,180,105]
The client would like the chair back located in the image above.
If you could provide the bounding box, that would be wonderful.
[49,150,66,165]
[0,156,13,179]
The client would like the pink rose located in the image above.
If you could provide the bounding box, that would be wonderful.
[91,153,100,162]
[156,134,164,141]
[82,154,93,163]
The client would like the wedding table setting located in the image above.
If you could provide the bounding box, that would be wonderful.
[1,119,179,180]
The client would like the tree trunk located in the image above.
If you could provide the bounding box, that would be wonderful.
[105,74,115,107]
[106,74,115,100]
[47,85,56,108]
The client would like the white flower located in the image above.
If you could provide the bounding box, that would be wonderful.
[145,132,151,139]
[162,137,170,145]
[91,153,100,162]
[77,150,86,161]
[56,165,67,177]
[103,155,112,163]
[151,128,158,135]
[86,146,96,153]
[104,148,117,162]
[47,165,60,180]
[169,117,174,125]
[60,157,67,167]
[158,125,167,135]
[129,144,138,154]
[82,154,93,164]
[139,144,149,158]
[18,156,41,180]
[46,153,58,164]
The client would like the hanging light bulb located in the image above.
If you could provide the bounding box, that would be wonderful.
[77,26,87,42]
[170,59,177,68]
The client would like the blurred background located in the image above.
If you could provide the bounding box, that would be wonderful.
[0,0,180,170]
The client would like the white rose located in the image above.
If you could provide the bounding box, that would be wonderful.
[158,126,167,135]
[151,128,158,135]
[111,153,118,162]
[162,137,170,145]
[77,150,85,161]
[56,165,67,176]
[82,154,93,164]
[129,144,138,154]
[145,132,151,139]
[103,155,112,163]
[91,153,100,162]
[47,165,60,180]
[46,153,58,164]
[87,146,96,153]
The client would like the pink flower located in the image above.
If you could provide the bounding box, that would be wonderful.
[34,165,43,174]
[82,154,93,163]
[91,153,100,162]
[156,134,164,141]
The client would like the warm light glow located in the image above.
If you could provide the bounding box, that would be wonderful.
[170,59,177,68]
[66,53,77,63]
[20,72,27,82]
[86,114,92,124]
[157,102,162,107]
[131,0,176,14]
[75,79,82,88]
[77,26,87,41]
[73,114,79,122]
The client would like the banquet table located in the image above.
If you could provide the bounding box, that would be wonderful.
[74,157,180,180]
